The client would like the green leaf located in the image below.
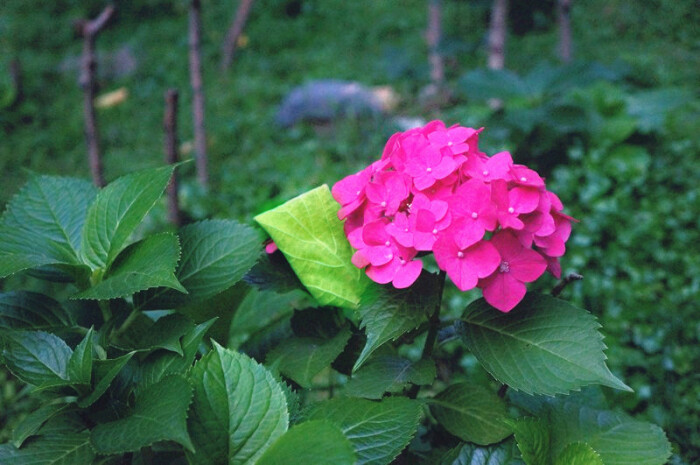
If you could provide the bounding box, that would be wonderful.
[344,356,436,399]
[458,68,529,101]
[429,383,512,446]
[80,165,174,270]
[554,442,603,465]
[0,432,95,464]
[116,313,194,355]
[73,233,185,300]
[519,396,672,465]
[255,184,371,308]
[187,342,288,465]
[91,375,194,454]
[0,176,96,278]
[306,396,422,465]
[0,291,73,331]
[244,251,306,295]
[353,272,438,370]
[437,441,524,465]
[256,420,356,465]
[136,318,216,392]
[456,294,631,395]
[11,403,70,448]
[77,352,134,408]
[266,327,351,388]
[1,330,72,388]
[68,328,93,385]
[176,219,262,302]
[509,417,551,465]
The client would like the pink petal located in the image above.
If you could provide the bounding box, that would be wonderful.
[362,219,390,245]
[447,256,479,291]
[464,240,501,278]
[432,156,458,180]
[392,259,423,288]
[351,250,370,268]
[509,248,547,282]
[265,241,278,254]
[510,187,540,214]
[481,272,526,312]
[366,260,399,284]
[363,245,394,266]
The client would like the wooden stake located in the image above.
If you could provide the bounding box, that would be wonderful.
[557,0,573,63]
[189,0,209,187]
[77,5,114,188]
[164,89,181,227]
[221,0,254,71]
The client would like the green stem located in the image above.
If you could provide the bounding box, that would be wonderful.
[98,300,111,324]
[407,270,446,399]
[113,308,140,339]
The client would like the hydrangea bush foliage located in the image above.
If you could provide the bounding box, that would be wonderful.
[0,124,672,464]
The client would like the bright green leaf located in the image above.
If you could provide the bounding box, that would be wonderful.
[91,375,194,454]
[554,442,603,465]
[256,420,356,465]
[306,396,422,465]
[266,327,351,388]
[255,184,370,308]
[187,342,288,465]
[429,383,512,446]
[68,327,93,385]
[509,417,551,465]
[345,356,436,399]
[11,403,70,448]
[73,233,185,300]
[353,272,438,371]
[0,176,96,278]
[0,291,73,331]
[456,294,631,395]
[0,432,95,464]
[80,166,174,270]
[1,330,72,388]
[78,352,134,408]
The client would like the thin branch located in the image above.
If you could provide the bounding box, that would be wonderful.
[221,0,255,71]
[189,0,209,187]
[426,0,444,86]
[551,272,583,297]
[487,0,508,70]
[164,89,181,226]
[78,5,115,188]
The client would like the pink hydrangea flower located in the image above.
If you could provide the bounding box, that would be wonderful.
[331,121,574,311]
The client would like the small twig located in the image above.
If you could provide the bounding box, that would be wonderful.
[78,5,115,188]
[221,0,255,71]
[497,384,508,398]
[189,0,209,187]
[164,89,181,226]
[551,272,583,297]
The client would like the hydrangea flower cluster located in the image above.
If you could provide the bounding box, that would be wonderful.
[331,120,574,312]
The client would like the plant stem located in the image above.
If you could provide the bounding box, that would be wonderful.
[407,270,446,399]
[551,272,583,297]
[98,300,112,324]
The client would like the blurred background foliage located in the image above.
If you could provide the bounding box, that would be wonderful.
[0,0,698,462]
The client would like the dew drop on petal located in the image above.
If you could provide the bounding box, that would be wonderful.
[520,177,527,182]
[457,251,465,258]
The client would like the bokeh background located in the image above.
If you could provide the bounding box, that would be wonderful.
[1,0,698,462]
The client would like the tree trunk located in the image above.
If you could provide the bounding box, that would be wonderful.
[189,0,209,187]
[426,0,444,86]
[78,5,115,188]
[164,89,181,227]
[488,0,507,70]
[221,0,255,71]
[557,0,573,62]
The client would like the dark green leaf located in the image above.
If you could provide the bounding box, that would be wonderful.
[353,272,438,370]
[438,440,525,465]
[0,432,95,464]
[117,313,194,355]
[187,342,288,465]
[73,233,185,300]
[509,417,551,465]
[458,68,529,101]
[80,166,174,270]
[456,294,631,395]
[0,176,96,278]
[91,375,194,454]
[244,250,306,295]
[78,352,134,408]
[266,327,351,388]
[255,185,371,308]
[256,420,356,465]
[429,383,512,446]
[0,291,73,331]
[67,328,93,385]
[11,403,70,448]
[1,330,72,388]
[345,356,436,399]
[306,396,422,465]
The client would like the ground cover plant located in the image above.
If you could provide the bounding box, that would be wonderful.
[1,0,698,462]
